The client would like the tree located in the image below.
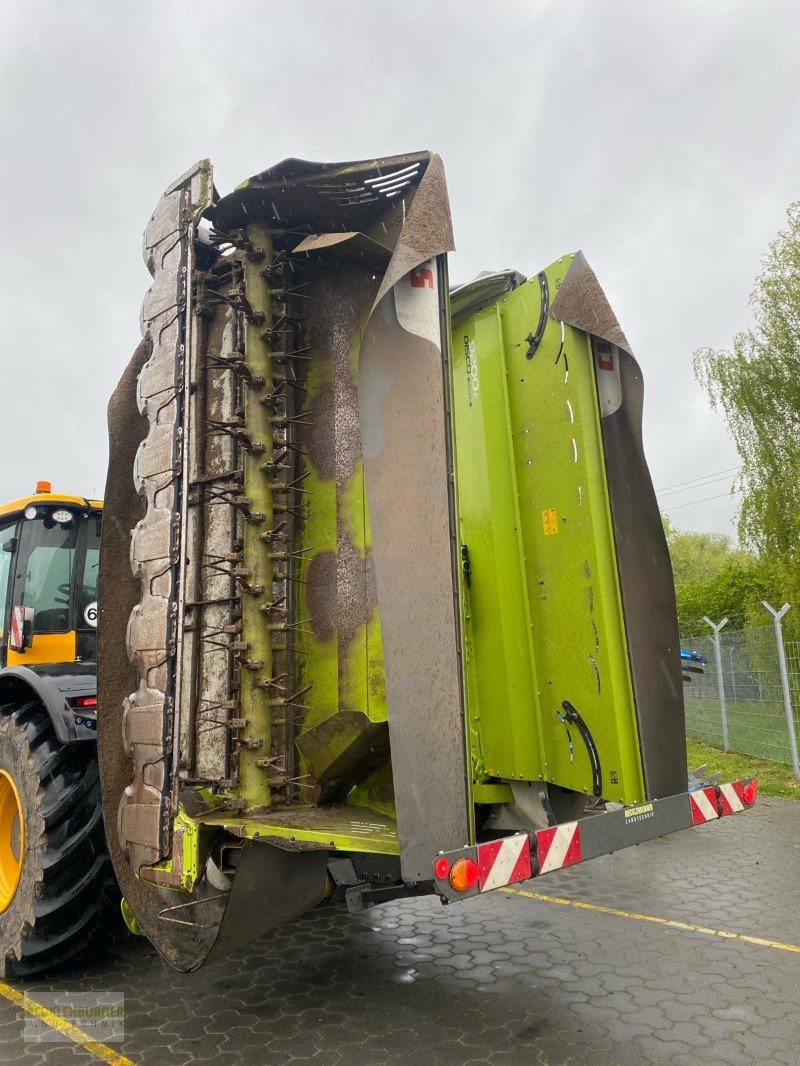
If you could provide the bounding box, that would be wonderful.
[694,202,800,563]
[662,515,753,586]
[674,557,787,636]
[661,517,793,637]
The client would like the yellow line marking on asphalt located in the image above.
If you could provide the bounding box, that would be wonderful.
[0,980,139,1065]
[502,886,800,955]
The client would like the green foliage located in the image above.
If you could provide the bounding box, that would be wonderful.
[694,201,800,561]
[662,516,795,636]
[662,515,753,585]
[675,558,786,634]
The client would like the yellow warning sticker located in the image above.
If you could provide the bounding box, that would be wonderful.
[542,508,559,535]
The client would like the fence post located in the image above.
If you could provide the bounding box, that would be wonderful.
[703,616,730,751]
[762,602,800,780]
[729,644,738,701]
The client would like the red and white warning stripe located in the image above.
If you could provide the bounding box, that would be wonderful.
[477,834,532,892]
[10,606,25,649]
[718,781,746,815]
[689,786,720,824]
[535,821,582,874]
[433,778,757,904]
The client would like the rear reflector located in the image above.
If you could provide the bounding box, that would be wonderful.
[742,780,757,805]
[434,856,450,880]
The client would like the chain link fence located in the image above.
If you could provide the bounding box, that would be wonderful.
[681,612,800,778]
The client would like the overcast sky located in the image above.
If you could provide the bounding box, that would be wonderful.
[2,1,798,539]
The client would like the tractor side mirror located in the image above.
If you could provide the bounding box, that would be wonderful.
[10,605,35,653]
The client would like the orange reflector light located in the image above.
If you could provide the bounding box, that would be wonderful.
[742,780,757,805]
[35,480,52,494]
[434,856,450,880]
[74,696,98,709]
[449,856,480,892]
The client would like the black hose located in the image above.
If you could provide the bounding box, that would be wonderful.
[561,700,603,797]
[524,272,549,359]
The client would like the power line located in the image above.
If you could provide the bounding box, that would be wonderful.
[655,465,741,496]
[661,490,736,513]
[657,472,739,499]
[656,465,740,494]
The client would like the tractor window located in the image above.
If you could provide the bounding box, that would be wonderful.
[0,553,9,622]
[14,516,79,634]
[0,520,15,649]
[77,513,101,624]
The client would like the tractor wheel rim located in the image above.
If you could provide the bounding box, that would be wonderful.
[0,769,24,912]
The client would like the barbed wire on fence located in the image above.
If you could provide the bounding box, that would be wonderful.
[681,608,800,779]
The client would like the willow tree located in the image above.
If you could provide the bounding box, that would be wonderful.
[695,202,800,567]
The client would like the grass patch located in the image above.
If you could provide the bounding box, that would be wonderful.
[684,696,799,764]
[687,737,800,799]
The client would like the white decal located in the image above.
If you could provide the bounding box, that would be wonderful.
[394,260,441,346]
[464,336,479,407]
[593,338,622,417]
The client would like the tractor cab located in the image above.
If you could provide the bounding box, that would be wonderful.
[0,482,102,669]
[0,483,117,980]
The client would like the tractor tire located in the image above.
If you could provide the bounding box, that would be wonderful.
[0,698,122,977]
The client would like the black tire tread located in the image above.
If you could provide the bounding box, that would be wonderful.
[0,699,122,977]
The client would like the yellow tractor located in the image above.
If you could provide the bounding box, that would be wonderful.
[0,483,118,975]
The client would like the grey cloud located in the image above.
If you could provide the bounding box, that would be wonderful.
[1,0,797,535]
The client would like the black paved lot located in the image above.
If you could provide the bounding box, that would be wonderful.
[1,797,798,1066]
